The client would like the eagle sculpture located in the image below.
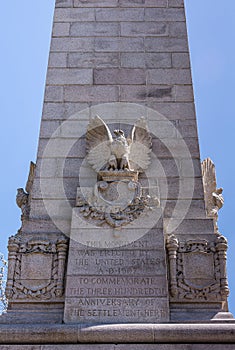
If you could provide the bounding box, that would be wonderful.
[201,157,224,232]
[86,116,152,173]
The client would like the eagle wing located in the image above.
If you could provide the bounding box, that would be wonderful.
[26,161,36,194]
[201,157,217,212]
[128,117,152,171]
[86,115,113,172]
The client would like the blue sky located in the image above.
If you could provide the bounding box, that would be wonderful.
[0,1,235,316]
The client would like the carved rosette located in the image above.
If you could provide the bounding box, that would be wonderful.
[166,235,229,302]
[5,235,68,301]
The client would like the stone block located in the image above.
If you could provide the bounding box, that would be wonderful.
[152,137,200,158]
[54,8,95,22]
[42,103,65,120]
[169,22,187,38]
[52,22,70,37]
[48,53,67,68]
[51,38,94,52]
[42,103,90,121]
[64,103,90,118]
[166,218,214,235]
[145,8,185,21]
[39,120,61,138]
[96,8,144,22]
[44,86,63,102]
[70,22,119,37]
[145,37,188,52]
[159,177,204,200]
[175,85,194,102]
[64,86,119,102]
[43,346,114,350]
[121,52,171,68]
[146,102,196,120]
[47,68,93,85]
[157,158,180,177]
[164,199,206,219]
[68,52,119,68]
[175,119,198,138]
[74,0,119,7]
[180,158,202,177]
[94,68,146,85]
[168,0,184,7]
[95,37,144,52]
[121,22,168,37]
[120,85,174,102]
[147,69,191,85]
[40,137,86,158]
[0,346,41,350]
[36,158,83,178]
[32,177,79,200]
[149,120,177,138]
[172,52,190,68]
[55,0,73,7]
[119,0,167,7]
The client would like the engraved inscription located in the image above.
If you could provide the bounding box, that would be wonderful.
[66,276,167,297]
[65,297,168,323]
[68,249,166,276]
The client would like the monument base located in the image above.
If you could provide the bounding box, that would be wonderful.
[0,322,235,347]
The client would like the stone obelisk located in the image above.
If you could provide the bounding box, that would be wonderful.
[1,0,234,347]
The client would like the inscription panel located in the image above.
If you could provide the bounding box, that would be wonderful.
[67,249,166,275]
[66,275,167,297]
[65,297,168,323]
[64,211,169,323]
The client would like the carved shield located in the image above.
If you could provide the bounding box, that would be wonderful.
[20,253,53,291]
[183,252,215,289]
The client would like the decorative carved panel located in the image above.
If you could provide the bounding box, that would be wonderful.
[166,235,229,302]
[5,235,68,301]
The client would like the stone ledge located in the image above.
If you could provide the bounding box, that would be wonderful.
[0,323,235,344]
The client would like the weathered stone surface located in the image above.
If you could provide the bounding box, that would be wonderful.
[175,85,194,102]
[68,52,119,68]
[51,38,94,52]
[70,22,119,37]
[54,8,95,22]
[48,53,67,68]
[94,69,146,85]
[64,86,119,102]
[96,8,144,22]
[52,22,70,37]
[74,0,119,7]
[172,52,190,68]
[95,37,144,52]
[120,85,174,102]
[147,68,191,85]
[145,8,185,21]
[169,22,187,38]
[121,22,168,37]
[168,0,184,7]
[119,0,167,7]
[47,68,93,85]
[145,37,188,52]
[121,53,171,68]
[44,86,63,102]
